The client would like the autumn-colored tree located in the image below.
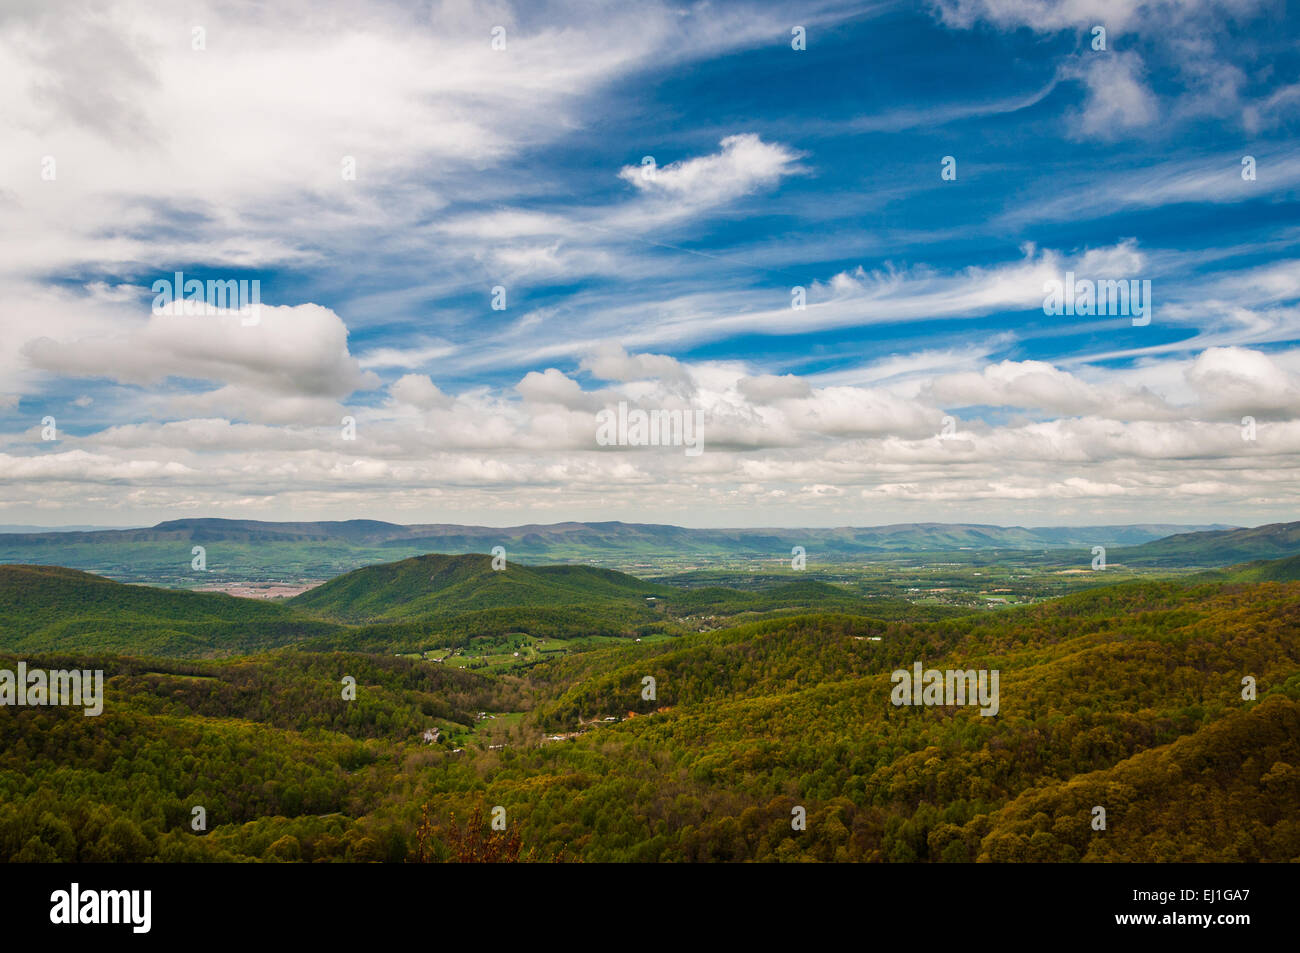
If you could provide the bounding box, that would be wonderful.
[411,802,573,862]
[412,802,522,863]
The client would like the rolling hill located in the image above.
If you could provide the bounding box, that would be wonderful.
[284,553,931,652]
[1112,520,1300,567]
[0,564,339,657]
[288,554,903,623]
[0,554,914,658]
[2,572,1296,862]
[1192,552,1300,583]
[288,553,669,623]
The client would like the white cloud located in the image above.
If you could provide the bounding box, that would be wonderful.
[925,360,1111,415]
[0,0,833,281]
[1064,52,1159,138]
[998,151,1300,225]
[1186,346,1300,415]
[22,303,378,423]
[516,368,598,410]
[580,344,691,386]
[358,343,457,370]
[930,0,1275,136]
[4,359,1298,524]
[617,134,805,206]
[737,374,811,402]
[388,374,453,411]
[930,0,1153,33]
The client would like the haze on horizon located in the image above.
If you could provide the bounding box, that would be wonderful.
[0,515,1251,534]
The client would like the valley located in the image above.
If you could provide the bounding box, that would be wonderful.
[1,519,1298,863]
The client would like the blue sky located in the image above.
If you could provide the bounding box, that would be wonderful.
[1,0,1298,527]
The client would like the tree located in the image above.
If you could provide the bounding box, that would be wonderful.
[411,802,538,863]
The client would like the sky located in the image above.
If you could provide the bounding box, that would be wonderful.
[1,0,1298,529]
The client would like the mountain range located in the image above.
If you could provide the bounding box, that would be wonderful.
[0,517,1237,550]
[0,517,1272,584]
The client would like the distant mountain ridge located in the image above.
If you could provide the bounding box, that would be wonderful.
[1112,521,1300,567]
[0,517,1237,550]
[5,517,1290,584]
[0,525,137,533]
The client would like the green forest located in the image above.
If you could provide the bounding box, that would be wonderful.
[1,551,1297,863]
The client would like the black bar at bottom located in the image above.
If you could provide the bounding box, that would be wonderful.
[1,861,1283,942]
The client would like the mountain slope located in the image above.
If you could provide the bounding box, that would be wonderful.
[0,564,338,657]
[509,578,1300,860]
[1113,520,1300,566]
[1191,552,1300,583]
[978,697,1300,861]
[286,553,917,641]
[0,555,903,657]
[287,553,668,623]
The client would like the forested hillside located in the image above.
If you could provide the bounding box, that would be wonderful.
[0,565,339,657]
[1,571,1295,862]
[1114,521,1300,566]
[0,558,912,658]
[288,553,668,622]
[1194,553,1300,583]
[286,554,916,645]
[978,698,1300,861]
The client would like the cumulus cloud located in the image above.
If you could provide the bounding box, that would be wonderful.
[516,368,598,410]
[580,344,692,386]
[925,360,1111,415]
[4,347,1298,525]
[22,303,378,423]
[388,374,453,411]
[1186,346,1300,415]
[737,374,812,402]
